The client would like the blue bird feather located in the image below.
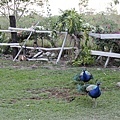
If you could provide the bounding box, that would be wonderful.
[86,83,101,98]
[79,70,93,83]
[87,84,101,99]
[86,82,101,107]
[73,69,93,84]
[76,82,101,107]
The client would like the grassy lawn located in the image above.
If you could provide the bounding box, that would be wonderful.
[0,58,120,120]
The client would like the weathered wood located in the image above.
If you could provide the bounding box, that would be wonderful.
[33,51,43,58]
[0,43,19,46]
[91,50,120,58]
[13,22,40,61]
[89,33,100,38]
[27,58,49,61]
[100,34,120,39]
[89,32,120,68]
[104,48,113,68]
[0,30,16,32]
[13,31,33,61]
[8,27,67,34]
[10,46,77,51]
[89,32,120,39]
[56,32,68,64]
[9,16,18,58]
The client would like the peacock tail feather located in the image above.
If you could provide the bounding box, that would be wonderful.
[77,84,90,93]
[73,73,80,82]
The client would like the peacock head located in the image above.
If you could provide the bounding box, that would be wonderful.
[96,81,101,86]
[83,67,87,71]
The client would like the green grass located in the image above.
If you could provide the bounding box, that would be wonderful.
[0,58,120,120]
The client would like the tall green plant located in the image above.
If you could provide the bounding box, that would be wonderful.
[72,23,95,66]
[53,9,83,34]
[53,9,83,60]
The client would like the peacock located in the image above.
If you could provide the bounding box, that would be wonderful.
[77,82,101,108]
[73,69,93,84]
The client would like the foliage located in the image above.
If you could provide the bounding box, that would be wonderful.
[105,0,119,14]
[78,0,89,13]
[72,47,94,66]
[113,0,119,5]
[0,0,46,21]
[84,13,120,54]
[53,9,83,34]
[83,13,120,31]
[53,9,95,66]
[0,10,120,60]
[0,30,10,53]
[52,9,85,63]
[72,23,95,66]
[93,25,120,53]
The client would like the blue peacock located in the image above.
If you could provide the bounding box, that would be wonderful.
[73,69,93,84]
[77,82,101,107]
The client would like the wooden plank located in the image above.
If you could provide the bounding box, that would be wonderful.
[13,22,40,61]
[0,30,16,33]
[56,32,68,64]
[10,46,77,51]
[104,48,113,68]
[8,27,67,34]
[27,58,48,61]
[101,34,120,39]
[0,43,19,46]
[89,33,101,38]
[9,27,36,32]
[33,51,43,58]
[91,50,120,58]
[89,33,120,39]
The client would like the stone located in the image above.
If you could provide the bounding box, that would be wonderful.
[116,82,120,87]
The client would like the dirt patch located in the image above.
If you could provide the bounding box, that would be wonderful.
[26,87,81,102]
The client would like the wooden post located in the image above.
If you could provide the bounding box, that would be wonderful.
[9,15,18,59]
[56,32,68,64]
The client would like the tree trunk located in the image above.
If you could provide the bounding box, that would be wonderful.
[72,34,81,60]
[9,15,18,59]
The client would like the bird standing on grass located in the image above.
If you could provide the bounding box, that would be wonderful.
[80,69,93,83]
[77,82,101,108]
[86,82,101,108]
[73,69,93,84]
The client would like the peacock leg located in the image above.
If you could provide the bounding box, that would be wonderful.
[83,82,85,85]
[94,98,97,108]
[92,98,97,108]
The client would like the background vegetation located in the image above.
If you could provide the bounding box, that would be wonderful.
[0,0,119,67]
[0,11,119,66]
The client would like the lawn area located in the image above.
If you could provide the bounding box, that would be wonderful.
[0,58,120,120]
